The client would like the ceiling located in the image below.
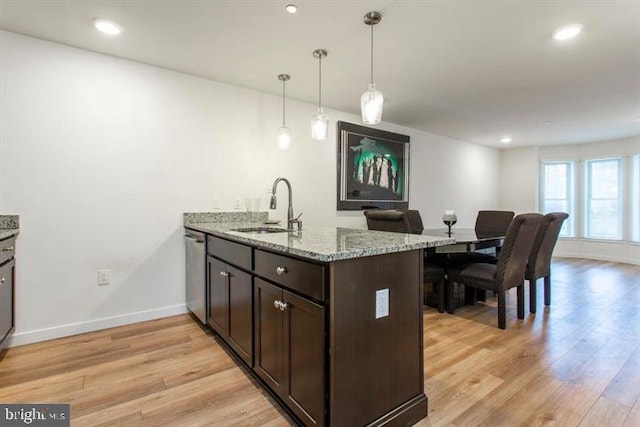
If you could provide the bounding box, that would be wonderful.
[1,0,639,149]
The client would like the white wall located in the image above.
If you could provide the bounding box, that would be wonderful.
[500,146,539,213]
[0,30,500,345]
[502,137,640,265]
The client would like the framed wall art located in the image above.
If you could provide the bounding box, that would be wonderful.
[337,121,410,210]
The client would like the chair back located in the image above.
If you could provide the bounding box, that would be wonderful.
[363,209,424,234]
[475,210,515,237]
[526,212,569,280]
[495,213,544,290]
[364,210,412,233]
[403,210,424,234]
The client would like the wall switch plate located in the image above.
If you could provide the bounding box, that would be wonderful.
[375,288,389,319]
[234,198,242,210]
[98,269,111,286]
[212,197,221,210]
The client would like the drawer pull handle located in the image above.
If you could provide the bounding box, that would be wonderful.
[273,300,288,311]
[1,246,13,252]
[219,271,230,277]
[276,266,288,276]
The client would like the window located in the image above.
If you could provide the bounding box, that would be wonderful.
[585,158,622,240]
[632,154,640,242]
[542,161,573,236]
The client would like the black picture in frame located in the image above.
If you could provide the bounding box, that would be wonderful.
[337,121,410,210]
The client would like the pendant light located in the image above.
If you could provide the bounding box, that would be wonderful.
[361,11,383,125]
[311,49,329,141]
[276,74,291,150]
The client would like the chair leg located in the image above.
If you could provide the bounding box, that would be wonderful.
[544,275,551,306]
[497,291,506,329]
[464,286,477,305]
[517,284,525,319]
[529,278,537,314]
[447,281,455,314]
[437,280,445,313]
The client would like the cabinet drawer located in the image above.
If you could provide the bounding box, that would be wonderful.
[0,236,16,265]
[255,250,325,301]
[207,236,252,270]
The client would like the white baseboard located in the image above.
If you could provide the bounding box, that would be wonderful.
[553,252,640,266]
[7,304,189,348]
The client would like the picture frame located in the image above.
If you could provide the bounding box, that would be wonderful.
[337,121,410,210]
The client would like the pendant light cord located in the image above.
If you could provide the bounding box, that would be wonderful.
[282,78,286,126]
[318,54,322,110]
[370,23,374,84]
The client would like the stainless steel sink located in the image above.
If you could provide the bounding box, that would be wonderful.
[232,227,290,234]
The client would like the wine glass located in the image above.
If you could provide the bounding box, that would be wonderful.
[442,210,457,236]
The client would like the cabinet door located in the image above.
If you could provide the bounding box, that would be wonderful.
[208,257,229,335]
[0,260,15,346]
[283,290,325,427]
[254,278,284,393]
[226,263,253,365]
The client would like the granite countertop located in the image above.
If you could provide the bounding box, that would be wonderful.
[184,212,454,263]
[0,215,19,240]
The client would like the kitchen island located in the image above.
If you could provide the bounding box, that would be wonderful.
[184,212,453,426]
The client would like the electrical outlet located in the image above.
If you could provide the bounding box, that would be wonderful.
[375,288,389,319]
[234,198,242,210]
[98,269,111,286]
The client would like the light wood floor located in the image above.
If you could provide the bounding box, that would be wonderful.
[0,258,638,426]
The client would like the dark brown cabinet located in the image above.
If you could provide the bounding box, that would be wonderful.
[0,235,16,353]
[207,257,253,364]
[208,257,229,334]
[207,236,253,366]
[254,278,325,427]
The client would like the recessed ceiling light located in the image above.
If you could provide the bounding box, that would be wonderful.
[501,137,512,144]
[553,24,583,41]
[285,4,297,14]
[93,18,122,35]
[544,121,552,125]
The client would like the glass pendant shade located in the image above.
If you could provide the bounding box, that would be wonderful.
[361,83,384,125]
[311,109,329,141]
[277,126,291,150]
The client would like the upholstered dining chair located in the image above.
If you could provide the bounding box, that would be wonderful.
[363,209,424,234]
[447,210,517,268]
[445,213,544,329]
[526,212,569,313]
[364,209,446,312]
[473,210,515,257]
[475,210,515,237]
[363,210,413,233]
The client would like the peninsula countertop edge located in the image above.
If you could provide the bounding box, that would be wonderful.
[184,220,455,263]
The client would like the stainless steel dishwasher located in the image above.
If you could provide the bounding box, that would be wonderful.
[185,229,206,324]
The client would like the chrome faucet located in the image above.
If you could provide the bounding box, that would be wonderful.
[270,177,302,230]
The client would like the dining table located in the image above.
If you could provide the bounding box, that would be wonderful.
[421,228,504,253]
